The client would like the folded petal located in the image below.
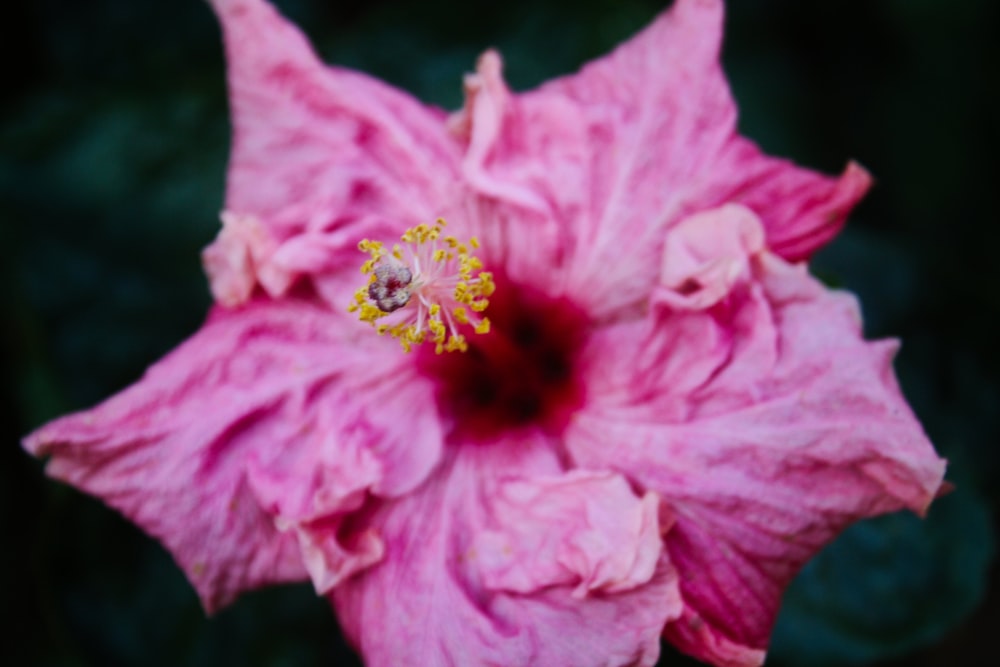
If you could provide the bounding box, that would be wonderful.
[23,298,443,611]
[245,403,386,595]
[449,0,868,318]
[473,470,662,598]
[205,0,461,289]
[655,204,766,311]
[566,246,945,665]
[446,51,577,291]
[202,211,275,305]
[332,443,681,667]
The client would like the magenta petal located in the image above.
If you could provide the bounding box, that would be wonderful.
[718,144,872,262]
[567,250,945,665]
[206,0,460,234]
[23,299,443,611]
[332,446,681,667]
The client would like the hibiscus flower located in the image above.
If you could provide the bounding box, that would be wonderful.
[23,0,946,665]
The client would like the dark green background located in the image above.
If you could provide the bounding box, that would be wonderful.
[3,1,997,665]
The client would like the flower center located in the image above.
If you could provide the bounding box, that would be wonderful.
[417,274,590,443]
[349,219,495,353]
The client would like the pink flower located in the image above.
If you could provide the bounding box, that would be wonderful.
[24,0,946,666]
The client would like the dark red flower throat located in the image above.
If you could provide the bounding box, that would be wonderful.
[417,274,589,443]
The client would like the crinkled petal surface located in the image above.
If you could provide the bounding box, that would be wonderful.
[24,300,443,611]
[565,206,945,666]
[24,2,945,667]
[332,442,682,667]
[449,0,870,319]
[205,0,462,304]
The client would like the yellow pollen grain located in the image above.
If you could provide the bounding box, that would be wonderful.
[349,218,494,354]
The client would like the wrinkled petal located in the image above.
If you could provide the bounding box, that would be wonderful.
[717,145,872,263]
[25,4,937,667]
[446,51,572,291]
[567,248,945,665]
[473,470,662,598]
[204,0,461,300]
[449,0,869,318]
[202,211,274,305]
[246,405,386,595]
[332,443,681,667]
[450,51,551,215]
[23,299,443,611]
[655,204,766,311]
[202,210,371,306]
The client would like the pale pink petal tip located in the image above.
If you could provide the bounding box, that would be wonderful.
[656,204,766,310]
[202,211,269,306]
[475,470,665,598]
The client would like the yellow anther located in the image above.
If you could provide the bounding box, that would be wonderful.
[349,218,494,354]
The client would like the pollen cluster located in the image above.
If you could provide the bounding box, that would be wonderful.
[349,219,494,353]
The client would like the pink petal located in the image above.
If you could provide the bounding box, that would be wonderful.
[718,145,872,263]
[655,204,766,311]
[245,403,386,595]
[206,0,460,258]
[202,211,274,305]
[566,242,945,665]
[23,299,443,611]
[449,50,552,215]
[449,0,869,317]
[446,51,576,290]
[473,470,662,598]
[332,443,681,667]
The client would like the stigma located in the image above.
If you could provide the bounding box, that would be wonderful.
[349,219,495,353]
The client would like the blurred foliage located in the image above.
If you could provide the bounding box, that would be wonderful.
[770,489,994,666]
[2,1,998,666]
